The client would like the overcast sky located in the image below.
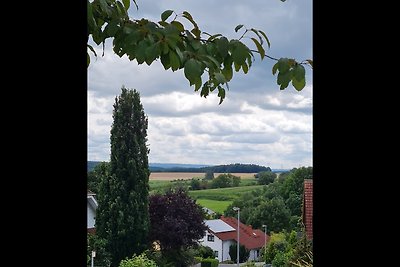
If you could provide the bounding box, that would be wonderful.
[88,0,313,169]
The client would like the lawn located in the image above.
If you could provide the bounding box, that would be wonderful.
[195,199,232,214]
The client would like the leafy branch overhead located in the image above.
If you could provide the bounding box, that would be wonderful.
[87,0,313,103]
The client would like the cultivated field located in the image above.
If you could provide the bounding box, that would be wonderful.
[149,172,257,180]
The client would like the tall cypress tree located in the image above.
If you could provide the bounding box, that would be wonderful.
[96,87,150,267]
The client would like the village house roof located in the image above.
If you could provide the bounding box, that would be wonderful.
[206,216,269,250]
[303,179,313,240]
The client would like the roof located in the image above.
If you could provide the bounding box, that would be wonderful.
[208,216,269,250]
[303,179,313,240]
[205,219,235,233]
[87,190,96,196]
[87,227,96,234]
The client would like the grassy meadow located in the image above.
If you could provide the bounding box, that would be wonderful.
[149,172,263,214]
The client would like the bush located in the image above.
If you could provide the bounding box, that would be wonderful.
[118,253,157,267]
[200,258,219,267]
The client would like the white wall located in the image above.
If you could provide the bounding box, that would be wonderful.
[249,249,261,261]
[87,198,96,228]
[199,231,237,262]
[221,239,235,262]
[200,232,223,261]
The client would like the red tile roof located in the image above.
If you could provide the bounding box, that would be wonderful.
[213,216,269,250]
[87,227,96,234]
[303,179,313,240]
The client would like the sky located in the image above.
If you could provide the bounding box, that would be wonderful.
[88,0,313,169]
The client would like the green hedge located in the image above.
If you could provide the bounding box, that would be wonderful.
[200,258,219,267]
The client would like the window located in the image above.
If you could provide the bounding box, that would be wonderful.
[207,235,214,242]
[214,251,218,258]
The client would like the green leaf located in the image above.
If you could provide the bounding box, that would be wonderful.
[87,1,97,30]
[169,50,181,71]
[160,53,171,70]
[214,72,226,84]
[184,58,202,82]
[171,21,184,32]
[235,24,244,32]
[104,20,119,37]
[201,82,210,97]
[207,33,223,41]
[161,10,174,22]
[242,62,249,74]
[135,40,148,64]
[234,62,241,72]
[222,65,233,81]
[278,58,290,74]
[99,0,112,17]
[250,28,263,45]
[116,1,127,17]
[191,28,201,39]
[194,77,202,91]
[232,43,248,65]
[250,38,265,60]
[292,77,306,91]
[145,43,160,65]
[258,30,271,48]
[182,11,199,29]
[161,42,169,55]
[293,64,306,82]
[277,70,292,86]
[272,62,279,75]
[205,55,221,69]
[216,37,229,58]
[217,87,226,104]
[122,0,130,11]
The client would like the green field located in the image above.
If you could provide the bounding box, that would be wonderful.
[188,185,264,201]
[195,199,232,214]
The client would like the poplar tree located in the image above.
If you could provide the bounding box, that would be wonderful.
[96,86,150,267]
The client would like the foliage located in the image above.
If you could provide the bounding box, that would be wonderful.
[87,1,312,103]
[256,171,277,185]
[192,245,215,259]
[87,233,111,267]
[272,250,293,267]
[246,196,291,231]
[149,188,207,266]
[229,243,250,263]
[264,232,288,263]
[87,161,110,193]
[280,167,313,217]
[290,251,313,267]
[96,87,150,267]
[118,253,157,267]
[289,230,313,267]
[200,258,219,267]
[210,173,241,188]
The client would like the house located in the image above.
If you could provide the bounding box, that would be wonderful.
[303,179,313,240]
[199,216,268,262]
[87,190,98,233]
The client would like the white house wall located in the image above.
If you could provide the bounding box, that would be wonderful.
[221,239,235,262]
[249,249,260,261]
[87,201,96,228]
[200,232,223,261]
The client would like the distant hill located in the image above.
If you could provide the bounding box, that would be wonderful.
[88,161,271,173]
